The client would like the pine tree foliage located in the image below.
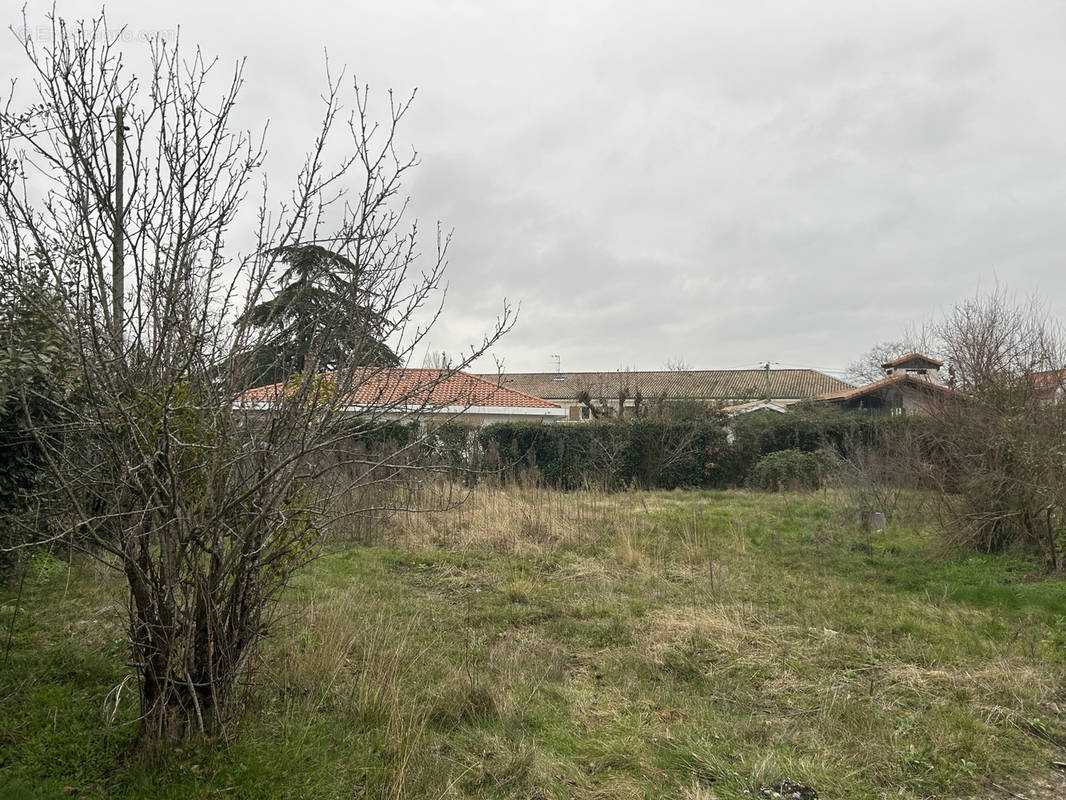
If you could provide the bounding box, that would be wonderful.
[242,243,399,387]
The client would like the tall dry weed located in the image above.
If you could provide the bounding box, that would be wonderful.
[270,593,436,796]
[382,482,610,555]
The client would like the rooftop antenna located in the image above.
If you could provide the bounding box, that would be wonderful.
[761,361,778,398]
[551,354,566,381]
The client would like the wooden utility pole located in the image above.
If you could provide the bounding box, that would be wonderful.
[112,105,125,349]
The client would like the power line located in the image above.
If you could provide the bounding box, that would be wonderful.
[775,364,853,376]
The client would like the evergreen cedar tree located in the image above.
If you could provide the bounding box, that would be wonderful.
[241,244,400,387]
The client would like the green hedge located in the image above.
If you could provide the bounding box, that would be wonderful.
[478,407,932,492]
[710,405,931,487]
[477,420,729,490]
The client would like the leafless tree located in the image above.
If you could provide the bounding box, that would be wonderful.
[837,423,928,525]
[664,357,691,372]
[573,387,601,419]
[844,340,913,385]
[934,289,1053,392]
[421,350,453,370]
[922,289,1065,569]
[844,325,938,386]
[574,377,611,420]
[0,12,512,744]
[615,374,630,420]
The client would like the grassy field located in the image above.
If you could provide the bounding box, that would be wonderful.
[2,487,1065,799]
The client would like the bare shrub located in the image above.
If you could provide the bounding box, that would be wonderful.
[0,11,511,744]
[837,424,929,526]
[923,289,1066,568]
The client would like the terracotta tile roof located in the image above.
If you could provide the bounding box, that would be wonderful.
[880,353,943,368]
[238,368,561,410]
[816,373,961,402]
[476,369,852,402]
[1029,369,1066,389]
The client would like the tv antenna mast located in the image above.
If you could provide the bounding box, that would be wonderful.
[761,361,780,397]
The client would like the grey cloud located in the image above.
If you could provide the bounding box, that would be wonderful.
[13,0,1066,372]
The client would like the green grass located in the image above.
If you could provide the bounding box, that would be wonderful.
[2,488,1065,799]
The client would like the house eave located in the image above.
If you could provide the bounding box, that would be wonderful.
[234,401,566,418]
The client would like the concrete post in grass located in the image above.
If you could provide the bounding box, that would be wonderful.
[857,511,887,532]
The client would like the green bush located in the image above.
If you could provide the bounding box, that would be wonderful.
[339,419,417,449]
[710,405,931,487]
[420,422,471,474]
[0,282,83,565]
[477,420,728,490]
[620,419,727,489]
[748,448,839,491]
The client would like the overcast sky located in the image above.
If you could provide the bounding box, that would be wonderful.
[7,1,1066,377]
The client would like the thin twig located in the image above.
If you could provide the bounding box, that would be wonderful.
[989,781,1031,800]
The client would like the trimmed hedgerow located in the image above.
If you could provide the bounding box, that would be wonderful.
[709,405,932,487]
[477,420,728,490]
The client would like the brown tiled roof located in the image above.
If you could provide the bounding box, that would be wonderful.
[816,373,961,402]
[475,369,852,402]
[239,368,561,409]
[881,353,943,368]
[1029,369,1066,389]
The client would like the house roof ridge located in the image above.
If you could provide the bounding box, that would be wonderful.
[466,371,564,408]
[880,352,944,368]
[237,366,561,410]
[477,367,851,401]
[817,372,960,402]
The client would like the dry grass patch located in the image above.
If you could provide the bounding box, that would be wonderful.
[642,602,773,659]
[269,588,433,729]
[383,484,609,555]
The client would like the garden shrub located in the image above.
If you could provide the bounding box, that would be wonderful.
[0,283,83,566]
[748,448,839,491]
[420,422,471,474]
[711,405,929,488]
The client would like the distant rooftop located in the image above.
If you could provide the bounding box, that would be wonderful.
[239,367,562,410]
[816,372,960,403]
[475,368,851,402]
[880,353,943,369]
